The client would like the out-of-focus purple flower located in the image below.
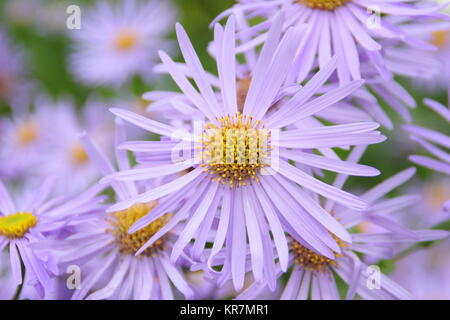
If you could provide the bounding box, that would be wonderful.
[0,100,61,180]
[0,28,32,107]
[102,16,387,291]
[404,96,450,211]
[69,0,176,87]
[43,120,194,300]
[237,168,449,300]
[0,96,115,193]
[0,178,105,299]
[391,238,450,299]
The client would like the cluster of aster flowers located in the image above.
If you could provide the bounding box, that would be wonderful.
[0,0,449,300]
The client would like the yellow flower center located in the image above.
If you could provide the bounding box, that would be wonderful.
[290,235,348,272]
[0,212,37,238]
[200,113,270,188]
[424,182,450,210]
[108,203,170,256]
[297,0,350,10]
[114,28,138,52]
[70,142,89,166]
[431,31,449,48]
[16,121,39,146]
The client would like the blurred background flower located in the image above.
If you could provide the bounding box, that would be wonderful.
[0,0,448,300]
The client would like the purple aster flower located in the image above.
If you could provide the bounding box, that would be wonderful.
[412,28,450,92]
[69,0,176,87]
[0,98,62,181]
[44,120,194,300]
[213,0,448,83]
[0,95,115,193]
[237,167,449,300]
[102,16,387,291]
[211,1,450,129]
[0,177,104,299]
[391,238,450,299]
[404,96,450,211]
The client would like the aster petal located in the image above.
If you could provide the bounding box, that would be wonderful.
[87,256,131,300]
[242,187,264,283]
[252,183,289,271]
[158,51,217,123]
[217,17,238,115]
[242,12,284,115]
[207,190,231,270]
[361,167,416,203]
[9,241,22,285]
[80,133,132,200]
[101,160,196,183]
[176,23,221,117]
[270,79,365,128]
[410,136,450,164]
[260,176,337,258]
[337,7,381,51]
[171,182,220,262]
[107,167,204,212]
[423,98,450,122]
[110,108,194,141]
[297,270,312,299]
[280,266,302,300]
[191,187,222,260]
[135,180,210,255]
[154,254,174,299]
[160,252,194,299]
[231,189,247,291]
[409,156,450,175]
[282,150,379,176]
[252,26,306,120]
[266,55,338,127]
[404,124,450,148]
[278,160,367,210]
[72,252,117,300]
[0,181,16,215]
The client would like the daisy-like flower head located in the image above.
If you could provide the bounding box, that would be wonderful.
[404,95,450,212]
[0,177,105,299]
[409,23,450,92]
[0,100,59,180]
[69,0,176,87]
[45,120,194,300]
[213,0,449,84]
[238,167,449,299]
[103,16,387,291]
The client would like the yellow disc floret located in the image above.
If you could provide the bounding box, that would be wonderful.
[114,28,138,51]
[290,235,348,272]
[200,113,270,188]
[17,121,39,146]
[0,212,37,238]
[70,142,89,166]
[108,202,170,256]
[431,31,449,48]
[297,0,350,10]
